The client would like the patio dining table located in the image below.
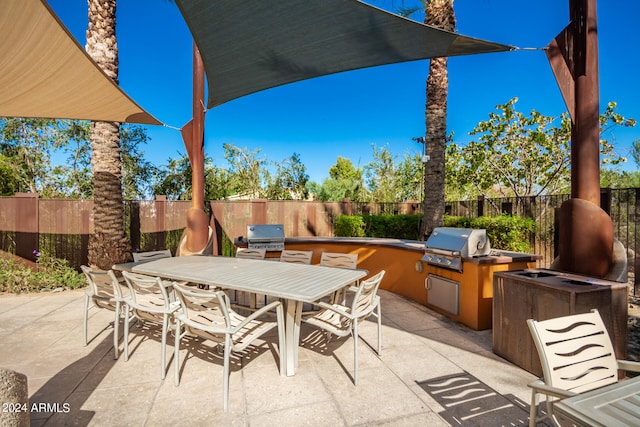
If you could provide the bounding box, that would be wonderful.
[113,255,367,376]
[554,375,640,427]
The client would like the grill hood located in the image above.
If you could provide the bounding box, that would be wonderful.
[425,228,491,258]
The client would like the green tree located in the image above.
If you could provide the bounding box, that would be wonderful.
[265,153,310,200]
[223,143,268,198]
[446,98,633,208]
[318,157,366,201]
[396,152,424,202]
[152,154,192,200]
[631,139,640,168]
[0,117,68,194]
[0,154,20,196]
[365,144,397,201]
[121,125,158,200]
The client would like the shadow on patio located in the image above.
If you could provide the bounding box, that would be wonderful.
[0,288,541,426]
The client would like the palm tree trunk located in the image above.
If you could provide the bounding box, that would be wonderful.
[86,0,131,268]
[422,0,455,238]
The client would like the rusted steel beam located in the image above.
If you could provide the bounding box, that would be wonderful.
[180,42,209,254]
[549,0,615,278]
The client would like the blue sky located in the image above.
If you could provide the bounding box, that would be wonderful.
[47,0,640,183]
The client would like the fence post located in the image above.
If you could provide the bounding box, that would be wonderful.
[477,195,484,217]
[155,196,167,250]
[14,192,39,262]
[341,198,352,216]
[600,187,612,216]
[129,201,140,252]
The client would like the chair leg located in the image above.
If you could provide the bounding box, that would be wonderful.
[376,302,382,355]
[174,320,181,386]
[223,336,232,412]
[276,304,286,375]
[123,305,131,362]
[83,295,90,346]
[353,321,359,386]
[113,302,120,359]
[161,314,168,380]
[529,390,538,427]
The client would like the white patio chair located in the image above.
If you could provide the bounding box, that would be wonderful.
[235,247,267,260]
[279,249,313,264]
[320,251,358,269]
[320,251,359,305]
[235,247,267,308]
[81,266,128,359]
[303,270,385,385]
[527,309,640,427]
[172,283,285,412]
[121,271,180,380]
[132,249,172,262]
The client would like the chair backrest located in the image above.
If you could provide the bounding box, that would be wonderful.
[235,247,266,260]
[527,309,619,394]
[350,270,385,318]
[81,265,124,305]
[280,249,313,264]
[132,250,172,262]
[121,271,172,314]
[173,283,232,336]
[320,252,358,269]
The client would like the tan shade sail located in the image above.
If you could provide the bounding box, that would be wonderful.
[0,0,160,125]
[175,0,512,108]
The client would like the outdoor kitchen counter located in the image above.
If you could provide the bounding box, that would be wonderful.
[462,250,542,265]
[283,236,540,331]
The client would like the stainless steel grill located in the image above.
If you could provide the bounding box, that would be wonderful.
[422,227,491,272]
[246,224,285,251]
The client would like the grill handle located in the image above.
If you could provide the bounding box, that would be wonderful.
[425,248,460,257]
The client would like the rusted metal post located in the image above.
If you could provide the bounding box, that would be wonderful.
[570,0,601,204]
[548,0,614,278]
[180,42,209,254]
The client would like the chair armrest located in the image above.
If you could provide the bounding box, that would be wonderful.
[527,379,577,399]
[312,301,353,319]
[232,300,282,332]
[617,359,640,373]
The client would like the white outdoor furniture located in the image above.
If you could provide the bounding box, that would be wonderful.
[121,271,181,380]
[129,255,367,376]
[234,247,267,308]
[320,251,358,269]
[320,251,359,305]
[132,249,172,262]
[235,247,267,259]
[172,283,285,412]
[303,270,385,385]
[280,249,313,264]
[81,265,128,359]
[554,375,640,427]
[527,309,640,427]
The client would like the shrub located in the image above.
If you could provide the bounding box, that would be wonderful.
[0,252,85,294]
[335,215,366,237]
[335,214,422,240]
[362,214,422,240]
[445,214,536,252]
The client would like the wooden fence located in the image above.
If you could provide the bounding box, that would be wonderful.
[0,191,637,292]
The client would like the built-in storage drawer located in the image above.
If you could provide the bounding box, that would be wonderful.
[425,275,459,316]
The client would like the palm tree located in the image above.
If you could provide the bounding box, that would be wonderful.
[85,0,131,268]
[422,0,455,238]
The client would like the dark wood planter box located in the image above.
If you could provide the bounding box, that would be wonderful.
[492,269,628,377]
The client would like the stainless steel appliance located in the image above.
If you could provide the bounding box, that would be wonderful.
[422,227,491,272]
[422,227,492,317]
[246,224,285,251]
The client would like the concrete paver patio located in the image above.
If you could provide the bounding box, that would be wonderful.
[0,288,540,426]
